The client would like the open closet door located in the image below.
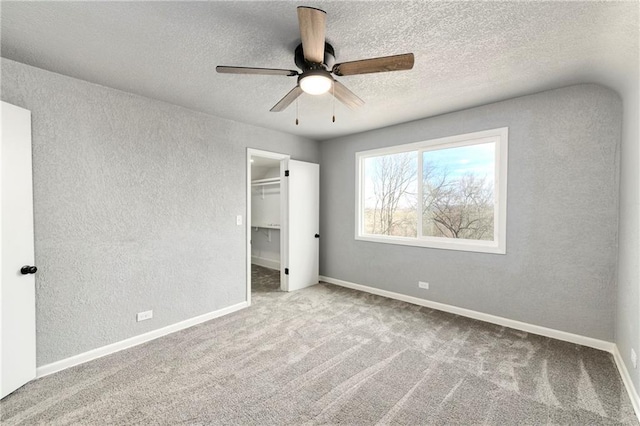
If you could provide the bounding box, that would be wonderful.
[284,160,319,292]
[1,102,36,398]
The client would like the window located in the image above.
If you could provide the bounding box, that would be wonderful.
[356,128,508,254]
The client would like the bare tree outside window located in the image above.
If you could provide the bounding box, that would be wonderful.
[357,128,507,254]
[363,152,417,237]
[363,142,495,241]
[422,143,495,241]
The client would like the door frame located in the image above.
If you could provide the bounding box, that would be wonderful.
[246,148,290,305]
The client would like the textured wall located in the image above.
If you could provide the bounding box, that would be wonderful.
[319,84,621,341]
[0,59,319,366]
[616,75,640,391]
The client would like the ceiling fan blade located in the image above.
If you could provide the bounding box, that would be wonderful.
[297,6,326,64]
[332,53,415,76]
[216,66,298,77]
[270,86,303,112]
[332,80,364,109]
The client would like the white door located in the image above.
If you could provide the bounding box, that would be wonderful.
[0,101,36,399]
[285,160,319,291]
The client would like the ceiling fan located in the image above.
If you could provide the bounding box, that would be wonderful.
[216,6,415,113]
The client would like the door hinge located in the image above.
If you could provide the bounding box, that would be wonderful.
[285,170,290,177]
[285,268,289,275]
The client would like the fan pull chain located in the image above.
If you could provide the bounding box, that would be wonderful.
[296,97,299,125]
[332,81,336,123]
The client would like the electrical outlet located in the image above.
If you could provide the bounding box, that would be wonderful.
[418,281,429,290]
[137,310,153,322]
[236,215,242,226]
[632,348,637,369]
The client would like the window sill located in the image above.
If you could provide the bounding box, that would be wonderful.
[355,234,506,254]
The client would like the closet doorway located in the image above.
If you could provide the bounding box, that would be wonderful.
[246,148,319,304]
[248,150,286,302]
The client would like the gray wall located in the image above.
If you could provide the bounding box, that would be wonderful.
[1,58,319,366]
[2,52,634,385]
[319,84,621,341]
[615,71,639,390]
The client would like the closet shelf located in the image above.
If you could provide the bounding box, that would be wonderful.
[251,177,280,186]
[252,224,280,230]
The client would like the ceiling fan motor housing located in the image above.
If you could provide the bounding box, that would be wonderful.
[295,42,335,71]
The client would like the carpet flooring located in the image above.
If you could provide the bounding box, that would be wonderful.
[1,265,637,425]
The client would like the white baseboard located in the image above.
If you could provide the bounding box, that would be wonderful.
[320,275,640,422]
[319,276,614,352]
[251,256,280,271]
[36,301,248,379]
[613,345,640,420]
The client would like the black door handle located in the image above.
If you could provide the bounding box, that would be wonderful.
[314,234,320,238]
[21,265,37,275]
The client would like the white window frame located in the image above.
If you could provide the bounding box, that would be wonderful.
[355,127,508,254]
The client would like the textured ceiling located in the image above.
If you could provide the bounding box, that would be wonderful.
[1,1,638,140]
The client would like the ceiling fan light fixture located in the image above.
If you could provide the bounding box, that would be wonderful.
[298,70,332,95]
